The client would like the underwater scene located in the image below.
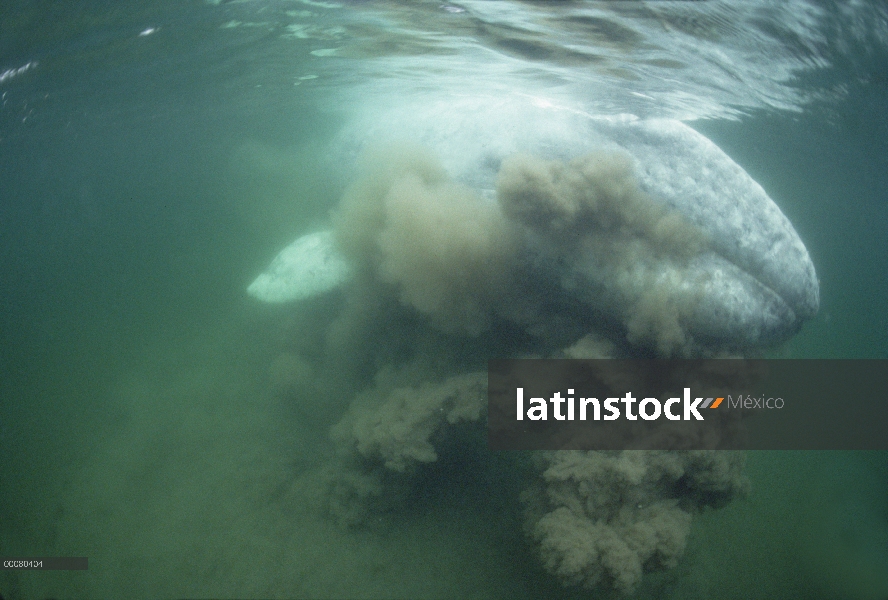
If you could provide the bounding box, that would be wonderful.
[1,1,887,598]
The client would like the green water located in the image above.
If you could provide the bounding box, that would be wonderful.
[1,1,887,598]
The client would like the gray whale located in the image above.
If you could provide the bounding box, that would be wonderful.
[250,95,819,354]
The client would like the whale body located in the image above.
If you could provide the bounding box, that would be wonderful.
[248,95,818,353]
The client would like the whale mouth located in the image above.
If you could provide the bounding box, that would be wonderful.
[598,118,820,323]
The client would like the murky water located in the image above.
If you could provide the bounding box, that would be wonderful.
[1,1,886,598]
